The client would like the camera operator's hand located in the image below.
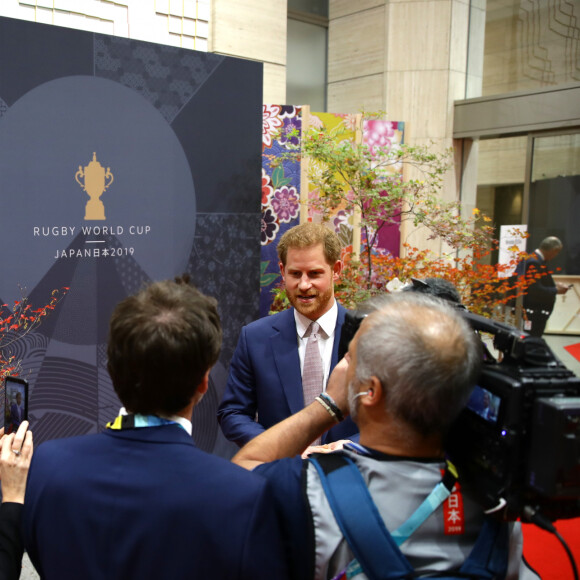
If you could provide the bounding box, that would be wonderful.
[325,357,350,418]
[233,357,353,470]
[301,439,352,459]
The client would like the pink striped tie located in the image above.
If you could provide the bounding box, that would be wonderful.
[302,321,324,408]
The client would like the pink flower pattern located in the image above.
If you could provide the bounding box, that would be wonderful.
[271,186,299,223]
[363,120,396,157]
[333,210,353,233]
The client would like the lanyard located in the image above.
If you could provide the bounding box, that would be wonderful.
[106,413,185,431]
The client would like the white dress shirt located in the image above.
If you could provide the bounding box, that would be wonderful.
[294,300,338,392]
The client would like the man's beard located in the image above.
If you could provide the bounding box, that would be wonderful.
[287,285,333,319]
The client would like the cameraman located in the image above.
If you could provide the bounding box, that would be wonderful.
[233,293,537,579]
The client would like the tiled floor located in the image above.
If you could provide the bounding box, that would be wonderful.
[544,333,580,377]
[21,554,38,580]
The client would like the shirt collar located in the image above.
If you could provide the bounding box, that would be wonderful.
[294,299,338,339]
[119,407,193,436]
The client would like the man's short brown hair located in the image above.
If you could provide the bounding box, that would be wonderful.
[107,279,222,415]
[277,223,342,266]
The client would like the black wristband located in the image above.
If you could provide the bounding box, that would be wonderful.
[318,392,345,422]
[314,396,339,423]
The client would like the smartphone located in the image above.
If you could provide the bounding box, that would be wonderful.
[3,376,28,434]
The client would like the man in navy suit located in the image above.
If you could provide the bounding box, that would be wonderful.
[515,236,570,337]
[23,278,288,580]
[218,223,358,447]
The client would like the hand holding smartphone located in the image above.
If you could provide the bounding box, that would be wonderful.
[3,377,28,434]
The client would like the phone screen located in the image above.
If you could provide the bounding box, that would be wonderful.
[3,377,28,434]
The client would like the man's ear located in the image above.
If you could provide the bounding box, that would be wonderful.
[197,370,210,396]
[333,260,343,281]
[361,376,382,407]
[279,261,286,278]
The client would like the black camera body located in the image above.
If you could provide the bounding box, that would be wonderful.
[446,312,580,521]
[339,308,580,521]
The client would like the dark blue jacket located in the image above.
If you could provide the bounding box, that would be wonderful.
[218,305,358,446]
[24,425,288,580]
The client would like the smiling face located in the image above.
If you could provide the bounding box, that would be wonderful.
[280,243,342,321]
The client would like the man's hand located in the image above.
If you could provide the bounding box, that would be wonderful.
[325,357,350,417]
[232,357,354,471]
[0,420,33,504]
[301,439,352,459]
[556,282,571,295]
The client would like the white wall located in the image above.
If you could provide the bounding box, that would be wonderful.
[0,0,210,51]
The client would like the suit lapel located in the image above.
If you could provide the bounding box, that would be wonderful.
[331,305,346,367]
[270,305,347,416]
[270,308,304,415]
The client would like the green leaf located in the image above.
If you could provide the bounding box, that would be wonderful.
[272,166,292,189]
[337,223,353,246]
[261,273,280,287]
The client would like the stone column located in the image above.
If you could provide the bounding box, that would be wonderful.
[210,0,288,103]
[328,0,485,255]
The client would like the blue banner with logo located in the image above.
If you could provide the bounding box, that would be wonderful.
[0,17,262,456]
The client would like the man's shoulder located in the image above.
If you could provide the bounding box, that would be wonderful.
[239,304,346,344]
[526,252,544,267]
[245,303,346,328]
[254,457,307,517]
[255,455,304,481]
[29,432,105,476]
[243,308,295,333]
[32,430,271,492]
[37,430,115,454]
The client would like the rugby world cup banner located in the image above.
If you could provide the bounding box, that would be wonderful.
[0,17,263,456]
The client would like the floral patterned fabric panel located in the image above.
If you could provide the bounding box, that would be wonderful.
[363,119,405,258]
[305,114,405,272]
[260,107,405,315]
[260,105,302,316]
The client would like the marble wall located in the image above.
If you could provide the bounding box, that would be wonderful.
[327,0,483,253]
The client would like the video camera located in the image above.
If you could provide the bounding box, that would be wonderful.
[446,311,580,521]
[338,308,580,521]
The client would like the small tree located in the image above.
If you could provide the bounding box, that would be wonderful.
[301,118,490,279]
[272,113,535,317]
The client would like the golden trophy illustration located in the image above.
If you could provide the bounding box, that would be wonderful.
[75,152,114,221]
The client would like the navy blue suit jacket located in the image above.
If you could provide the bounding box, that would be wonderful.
[23,425,288,580]
[516,251,557,312]
[217,305,358,446]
